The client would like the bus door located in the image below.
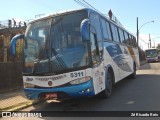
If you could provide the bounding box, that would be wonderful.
[90,31,105,94]
[119,45,128,79]
[119,44,133,79]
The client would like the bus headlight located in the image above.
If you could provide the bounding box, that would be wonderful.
[24,83,35,88]
[70,76,91,85]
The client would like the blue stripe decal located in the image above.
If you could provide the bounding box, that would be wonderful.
[105,42,132,72]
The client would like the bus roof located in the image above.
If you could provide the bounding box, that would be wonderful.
[29,8,91,24]
[28,8,135,37]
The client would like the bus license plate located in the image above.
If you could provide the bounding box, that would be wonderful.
[45,93,57,99]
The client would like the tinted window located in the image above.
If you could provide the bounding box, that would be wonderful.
[106,21,112,41]
[128,34,132,46]
[118,28,125,43]
[100,18,112,41]
[124,32,129,45]
[100,19,108,40]
[130,35,134,47]
[51,12,87,50]
[90,32,100,65]
[111,24,120,43]
[133,36,137,47]
[50,11,89,72]
[90,13,102,50]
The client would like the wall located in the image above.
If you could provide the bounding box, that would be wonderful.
[0,62,23,92]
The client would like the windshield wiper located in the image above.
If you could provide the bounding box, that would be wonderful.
[51,17,68,70]
[52,48,68,70]
[32,39,49,74]
[32,59,40,74]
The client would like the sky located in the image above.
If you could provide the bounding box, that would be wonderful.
[1,0,160,50]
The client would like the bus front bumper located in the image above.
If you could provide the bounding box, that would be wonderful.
[146,58,159,62]
[24,80,95,100]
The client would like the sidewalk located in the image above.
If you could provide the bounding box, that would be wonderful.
[0,88,39,112]
[140,60,146,66]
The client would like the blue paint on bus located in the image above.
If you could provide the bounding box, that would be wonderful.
[24,80,95,100]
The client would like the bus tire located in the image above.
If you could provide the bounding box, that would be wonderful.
[130,63,136,79]
[99,69,113,98]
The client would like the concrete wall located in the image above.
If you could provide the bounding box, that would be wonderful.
[0,62,23,92]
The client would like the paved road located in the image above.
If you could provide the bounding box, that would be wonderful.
[2,63,160,120]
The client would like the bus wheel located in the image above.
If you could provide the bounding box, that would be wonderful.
[130,64,136,79]
[99,69,113,98]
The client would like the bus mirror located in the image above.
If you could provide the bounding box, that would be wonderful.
[81,19,90,41]
[10,34,24,57]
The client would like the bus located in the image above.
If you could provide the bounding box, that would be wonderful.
[10,8,140,100]
[145,48,160,63]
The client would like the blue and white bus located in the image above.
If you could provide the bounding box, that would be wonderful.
[10,8,140,100]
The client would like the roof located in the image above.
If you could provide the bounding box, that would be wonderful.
[29,8,92,24]
[28,8,134,37]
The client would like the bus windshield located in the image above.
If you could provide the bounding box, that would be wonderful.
[23,11,89,74]
[145,49,157,58]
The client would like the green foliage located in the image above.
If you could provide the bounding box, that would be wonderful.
[157,44,160,50]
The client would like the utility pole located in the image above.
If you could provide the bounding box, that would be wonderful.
[137,17,139,47]
[137,17,154,48]
[149,34,151,48]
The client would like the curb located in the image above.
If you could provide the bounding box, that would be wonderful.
[0,100,44,118]
[0,99,42,112]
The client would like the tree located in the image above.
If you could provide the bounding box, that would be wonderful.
[157,44,160,50]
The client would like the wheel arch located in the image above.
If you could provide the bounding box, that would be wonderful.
[105,65,115,85]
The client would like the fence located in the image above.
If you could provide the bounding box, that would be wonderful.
[0,62,23,92]
[0,19,29,29]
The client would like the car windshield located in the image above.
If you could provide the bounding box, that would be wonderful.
[23,11,89,74]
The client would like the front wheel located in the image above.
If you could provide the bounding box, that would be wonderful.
[129,64,136,79]
[99,69,113,98]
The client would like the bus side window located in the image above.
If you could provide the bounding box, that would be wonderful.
[128,34,132,46]
[133,36,136,47]
[106,21,112,41]
[90,32,100,65]
[100,18,112,41]
[118,28,125,44]
[90,13,102,54]
[131,35,135,47]
[111,24,120,43]
[124,32,129,45]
